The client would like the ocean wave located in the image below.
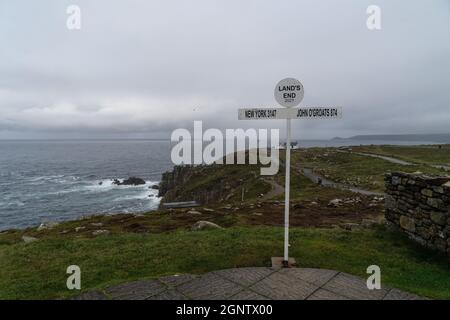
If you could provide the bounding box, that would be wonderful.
[0,200,25,208]
[39,179,159,196]
[83,179,158,192]
[26,175,81,186]
[113,191,159,202]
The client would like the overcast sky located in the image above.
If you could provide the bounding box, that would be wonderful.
[0,0,449,139]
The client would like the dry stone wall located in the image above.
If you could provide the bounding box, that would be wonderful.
[385,172,450,257]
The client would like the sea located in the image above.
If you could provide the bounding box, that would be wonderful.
[0,139,443,231]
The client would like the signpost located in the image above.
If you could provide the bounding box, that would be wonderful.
[238,107,342,120]
[238,78,342,267]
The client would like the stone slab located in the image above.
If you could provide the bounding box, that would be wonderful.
[105,280,167,300]
[147,289,188,300]
[159,274,197,287]
[176,272,244,300]
[307,288,348,300]
[74,268,427,300]
[229,290,270,300]
[383,288,427,300]
[213,267,275,287]
[279,267,338,287]
[322,272,388,300]
[249,270,318,300]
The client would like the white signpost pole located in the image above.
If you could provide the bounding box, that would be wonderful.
[284,117,291,263]
[238,79,341,267]
[274,78,304,267]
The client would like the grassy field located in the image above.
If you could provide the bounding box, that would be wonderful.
[291,148,448,192]
[1,224,449,300]
[351,144,450,166]
[1,146,448,300]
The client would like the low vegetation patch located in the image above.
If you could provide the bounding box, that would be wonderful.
[0,225,448,300]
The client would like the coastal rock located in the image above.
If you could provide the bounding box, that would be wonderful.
[150,184,160,190]
[75,226,86,232]
[191,221,223,231]
[22,235,38,243]
[92,229,110,236]
[91,223,104,227]
[328,199,342,207]
[37,221,59,231]
[113,177,146,186]
[187,210,202,215]
[202,208,215,212]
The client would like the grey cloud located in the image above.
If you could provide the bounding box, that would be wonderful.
[0,0,449,139]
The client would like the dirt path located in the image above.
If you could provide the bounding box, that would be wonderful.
[337,150,414,165]
[262,177,284,200]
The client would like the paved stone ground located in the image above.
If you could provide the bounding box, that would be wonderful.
[73,267,426,300]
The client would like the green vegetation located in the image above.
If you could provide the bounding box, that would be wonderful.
[274,162,352,201]
[161,163,272,204]
[1,225,449,300]
[1,145,448,300]
[292,148,447,192]
[351,144,450,166]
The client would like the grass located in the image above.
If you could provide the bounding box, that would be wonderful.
[0,225,448,300]
[1,146,448,300]
[351,144,450,166]
[273,165,354,203]
[291,148,447,192]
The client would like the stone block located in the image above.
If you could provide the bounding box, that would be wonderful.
[433,186,444,194]
[399,215,415,232]
[421,189,433,197]
[392,176,401,185]
[427,198,444,209]
[430,212,447,226]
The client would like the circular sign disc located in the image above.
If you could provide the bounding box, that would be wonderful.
[274,78,304,108]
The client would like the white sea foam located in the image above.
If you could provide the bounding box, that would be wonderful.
[40,179,159,198]
[83,179,158,193]
[117,190,160,201]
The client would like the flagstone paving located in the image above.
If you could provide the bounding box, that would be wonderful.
[73,267,426,300]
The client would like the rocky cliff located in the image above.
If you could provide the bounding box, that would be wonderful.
[158,163,271,207]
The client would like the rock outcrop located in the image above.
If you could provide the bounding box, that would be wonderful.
[191,221,223,231]
[158,164,265,207]
[113,177,146,186]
